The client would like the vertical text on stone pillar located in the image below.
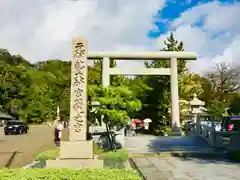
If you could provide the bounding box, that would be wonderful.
[72,41,86,132]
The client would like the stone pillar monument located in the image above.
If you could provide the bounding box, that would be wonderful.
[46,37,103,168]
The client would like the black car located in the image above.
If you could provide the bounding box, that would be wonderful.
[4,120,29,135]
[221,116,240,132]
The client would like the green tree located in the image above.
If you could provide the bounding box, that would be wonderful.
[161,33,187,73]
[207,99,227,120]
[206,62,240,102]
[228,93,240,115]
[89,85,141,128]
[88,85,141,149]
[88,60,102,85]
[178,73,203,101]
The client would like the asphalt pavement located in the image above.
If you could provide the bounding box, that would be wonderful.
[0,125,55,168]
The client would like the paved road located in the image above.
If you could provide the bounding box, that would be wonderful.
[0,125,55,168]
[132,157,240,180]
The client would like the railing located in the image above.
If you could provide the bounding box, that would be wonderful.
[189,121,240,150]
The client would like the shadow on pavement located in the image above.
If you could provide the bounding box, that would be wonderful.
[147,135,240,164]
[176,156,240,165]
[148,136,215,152]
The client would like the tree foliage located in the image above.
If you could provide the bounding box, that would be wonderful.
[206,62,240,101]
[228,93,240,115]
[89,85,141,128]
[200,62,240,117]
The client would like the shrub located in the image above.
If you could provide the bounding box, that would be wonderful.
[153,125,171,136]
[98,149,129,169]
[0,168,141,180]
[99,149,129,163]
[94,142,105,154]
[35,148,59,162]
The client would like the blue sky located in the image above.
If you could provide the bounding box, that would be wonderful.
[148,0,238,38]
[145,0,240,73]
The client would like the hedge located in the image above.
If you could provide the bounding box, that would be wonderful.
[0,168,141,180]
[98,149,129,162]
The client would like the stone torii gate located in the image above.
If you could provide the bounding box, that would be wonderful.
[46,37,197,168]
[87,44,197,134]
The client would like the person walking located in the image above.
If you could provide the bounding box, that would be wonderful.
[131,120,137,136]
[53,119,64,146]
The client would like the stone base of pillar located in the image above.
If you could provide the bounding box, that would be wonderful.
[45,140,103,168]
[171,127,182,136]
[170,131,182,136]
[61,128,69,141]
[60,141,94,159]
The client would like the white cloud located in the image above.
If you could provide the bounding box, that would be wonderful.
[0,0,239,74]
[0,0,165,63]
[156,1,240,74]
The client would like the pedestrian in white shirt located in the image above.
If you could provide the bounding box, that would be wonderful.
[56,121,64,138]
[54,119,64,145]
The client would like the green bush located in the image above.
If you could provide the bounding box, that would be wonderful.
[35,148,59,162]
[153,125,171,136]
[0,169,141,180]
[94,142,105,154]
[99,149,129,162]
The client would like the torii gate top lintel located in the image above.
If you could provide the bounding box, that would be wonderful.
[87,51,197,60]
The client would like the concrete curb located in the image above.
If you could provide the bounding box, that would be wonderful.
[123,160,132,169]
[129,158,146,180]
[22,161,44,168]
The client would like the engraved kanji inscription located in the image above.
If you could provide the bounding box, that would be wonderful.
[73,42,86,59]
[73,113,84,132]
[71,39,87,134]
[73,98,84,113]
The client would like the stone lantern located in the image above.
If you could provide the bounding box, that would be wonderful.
[91,101,101,110]
[190,94,206,123]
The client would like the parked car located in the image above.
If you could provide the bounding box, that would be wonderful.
[4,120,29,135]
[221,116,240,132]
